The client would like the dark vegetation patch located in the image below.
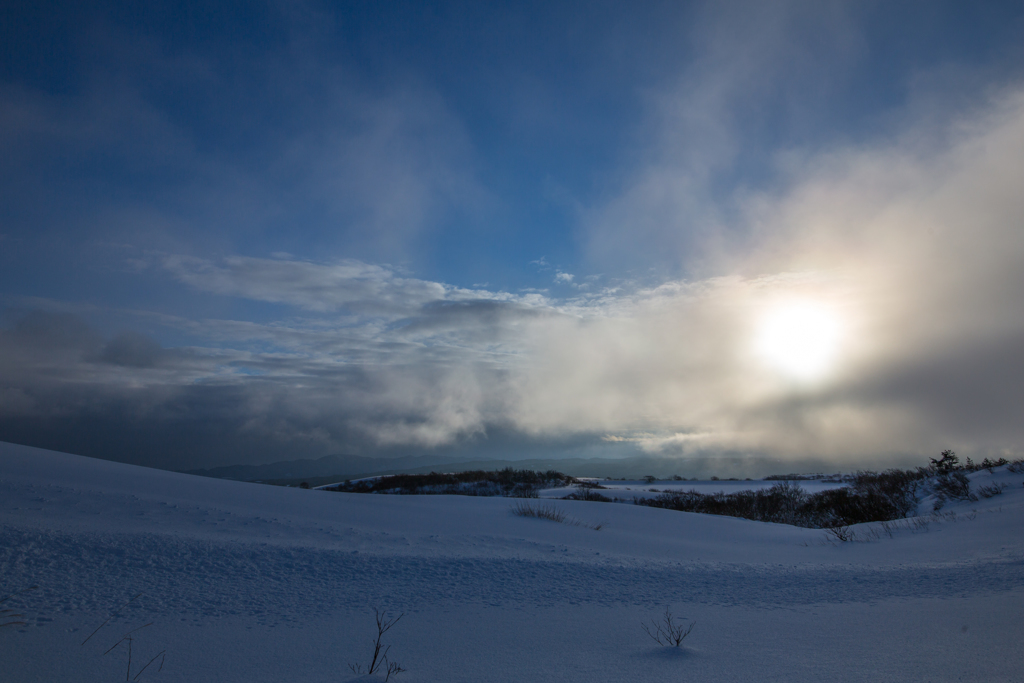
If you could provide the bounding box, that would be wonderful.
[323,451,1024,530]
[635,451,1022,526]
[562,481,615,502]
[764,473,853,482]
[637,466,934,528]
[325,468,574,497]
[932,471,975,503]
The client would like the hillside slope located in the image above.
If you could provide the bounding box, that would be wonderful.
[2,441,1022,682]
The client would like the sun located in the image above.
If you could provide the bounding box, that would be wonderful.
[753,300,844,382]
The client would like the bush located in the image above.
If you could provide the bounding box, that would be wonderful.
[563,485,612,502]
[641,609,694,647]
[851,469,928,518]
[976,483,1007,498]
[636,476,921,529]
[510,501,603,530]
[511,501,566,522]
[824,525,856,542]
[979,457,1009,471]
[933,471,976,502]
[349,609,405,682]
[327,468,574,497]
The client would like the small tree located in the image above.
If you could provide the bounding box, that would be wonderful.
[643,475,657,484]
[930,450,960,474]
[642,608,695,647]
[349,609,405,681]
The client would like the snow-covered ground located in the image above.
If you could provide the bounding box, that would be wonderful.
[1,441,1022,682]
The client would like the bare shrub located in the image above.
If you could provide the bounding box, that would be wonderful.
[131,648,167,681]
[934,471,976,502]
[641,609,695,647]
[976,483,1007,498]
[564,484,612,502]
[510,483,540,498]
[875,515,942,538]
[851,469,927,518]
[637,472,927,529]
[639,481,812,525]
[511,501,567,523]
[349,609,405,681]
[1007,459,1024,474]
[824,525,855,542]
[510,501,603,530]
[80,593,166,682]
[82,593,143,646]
[102,624,166,682]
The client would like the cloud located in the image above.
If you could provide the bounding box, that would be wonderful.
[583,1,865,271]
[9,81,1024,472]
[162,255,449,314]
[6,79,1024,468]
[566,86,1024,460]
[4,3,1024,470]
[96,331,167,368]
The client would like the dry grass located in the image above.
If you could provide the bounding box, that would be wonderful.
[0,585,37,630]
[510,501,604,530]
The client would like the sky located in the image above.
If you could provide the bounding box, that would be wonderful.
[2,0,1024,471]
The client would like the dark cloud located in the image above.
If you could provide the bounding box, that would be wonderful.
[0,309,510,468]
[842,332,1024,441]
[2,310,103,353]
[393,299,556,341]
[97,331,166,368]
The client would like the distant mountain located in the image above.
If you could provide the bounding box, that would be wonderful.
[183,453,448,482]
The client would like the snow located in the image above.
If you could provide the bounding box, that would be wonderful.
[2,441,1022,682]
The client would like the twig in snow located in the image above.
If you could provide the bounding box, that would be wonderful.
[82,592,143,645]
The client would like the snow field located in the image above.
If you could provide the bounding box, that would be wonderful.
[2,441,1023,682]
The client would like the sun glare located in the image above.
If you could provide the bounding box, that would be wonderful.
[754,300,844,382]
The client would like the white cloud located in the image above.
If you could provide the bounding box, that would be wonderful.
[162,255,448,315]
[554,271,574,284]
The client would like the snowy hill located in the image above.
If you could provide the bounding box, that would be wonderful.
[2,441,1022,682]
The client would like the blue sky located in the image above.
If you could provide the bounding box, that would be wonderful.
[2,1,1024,470]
